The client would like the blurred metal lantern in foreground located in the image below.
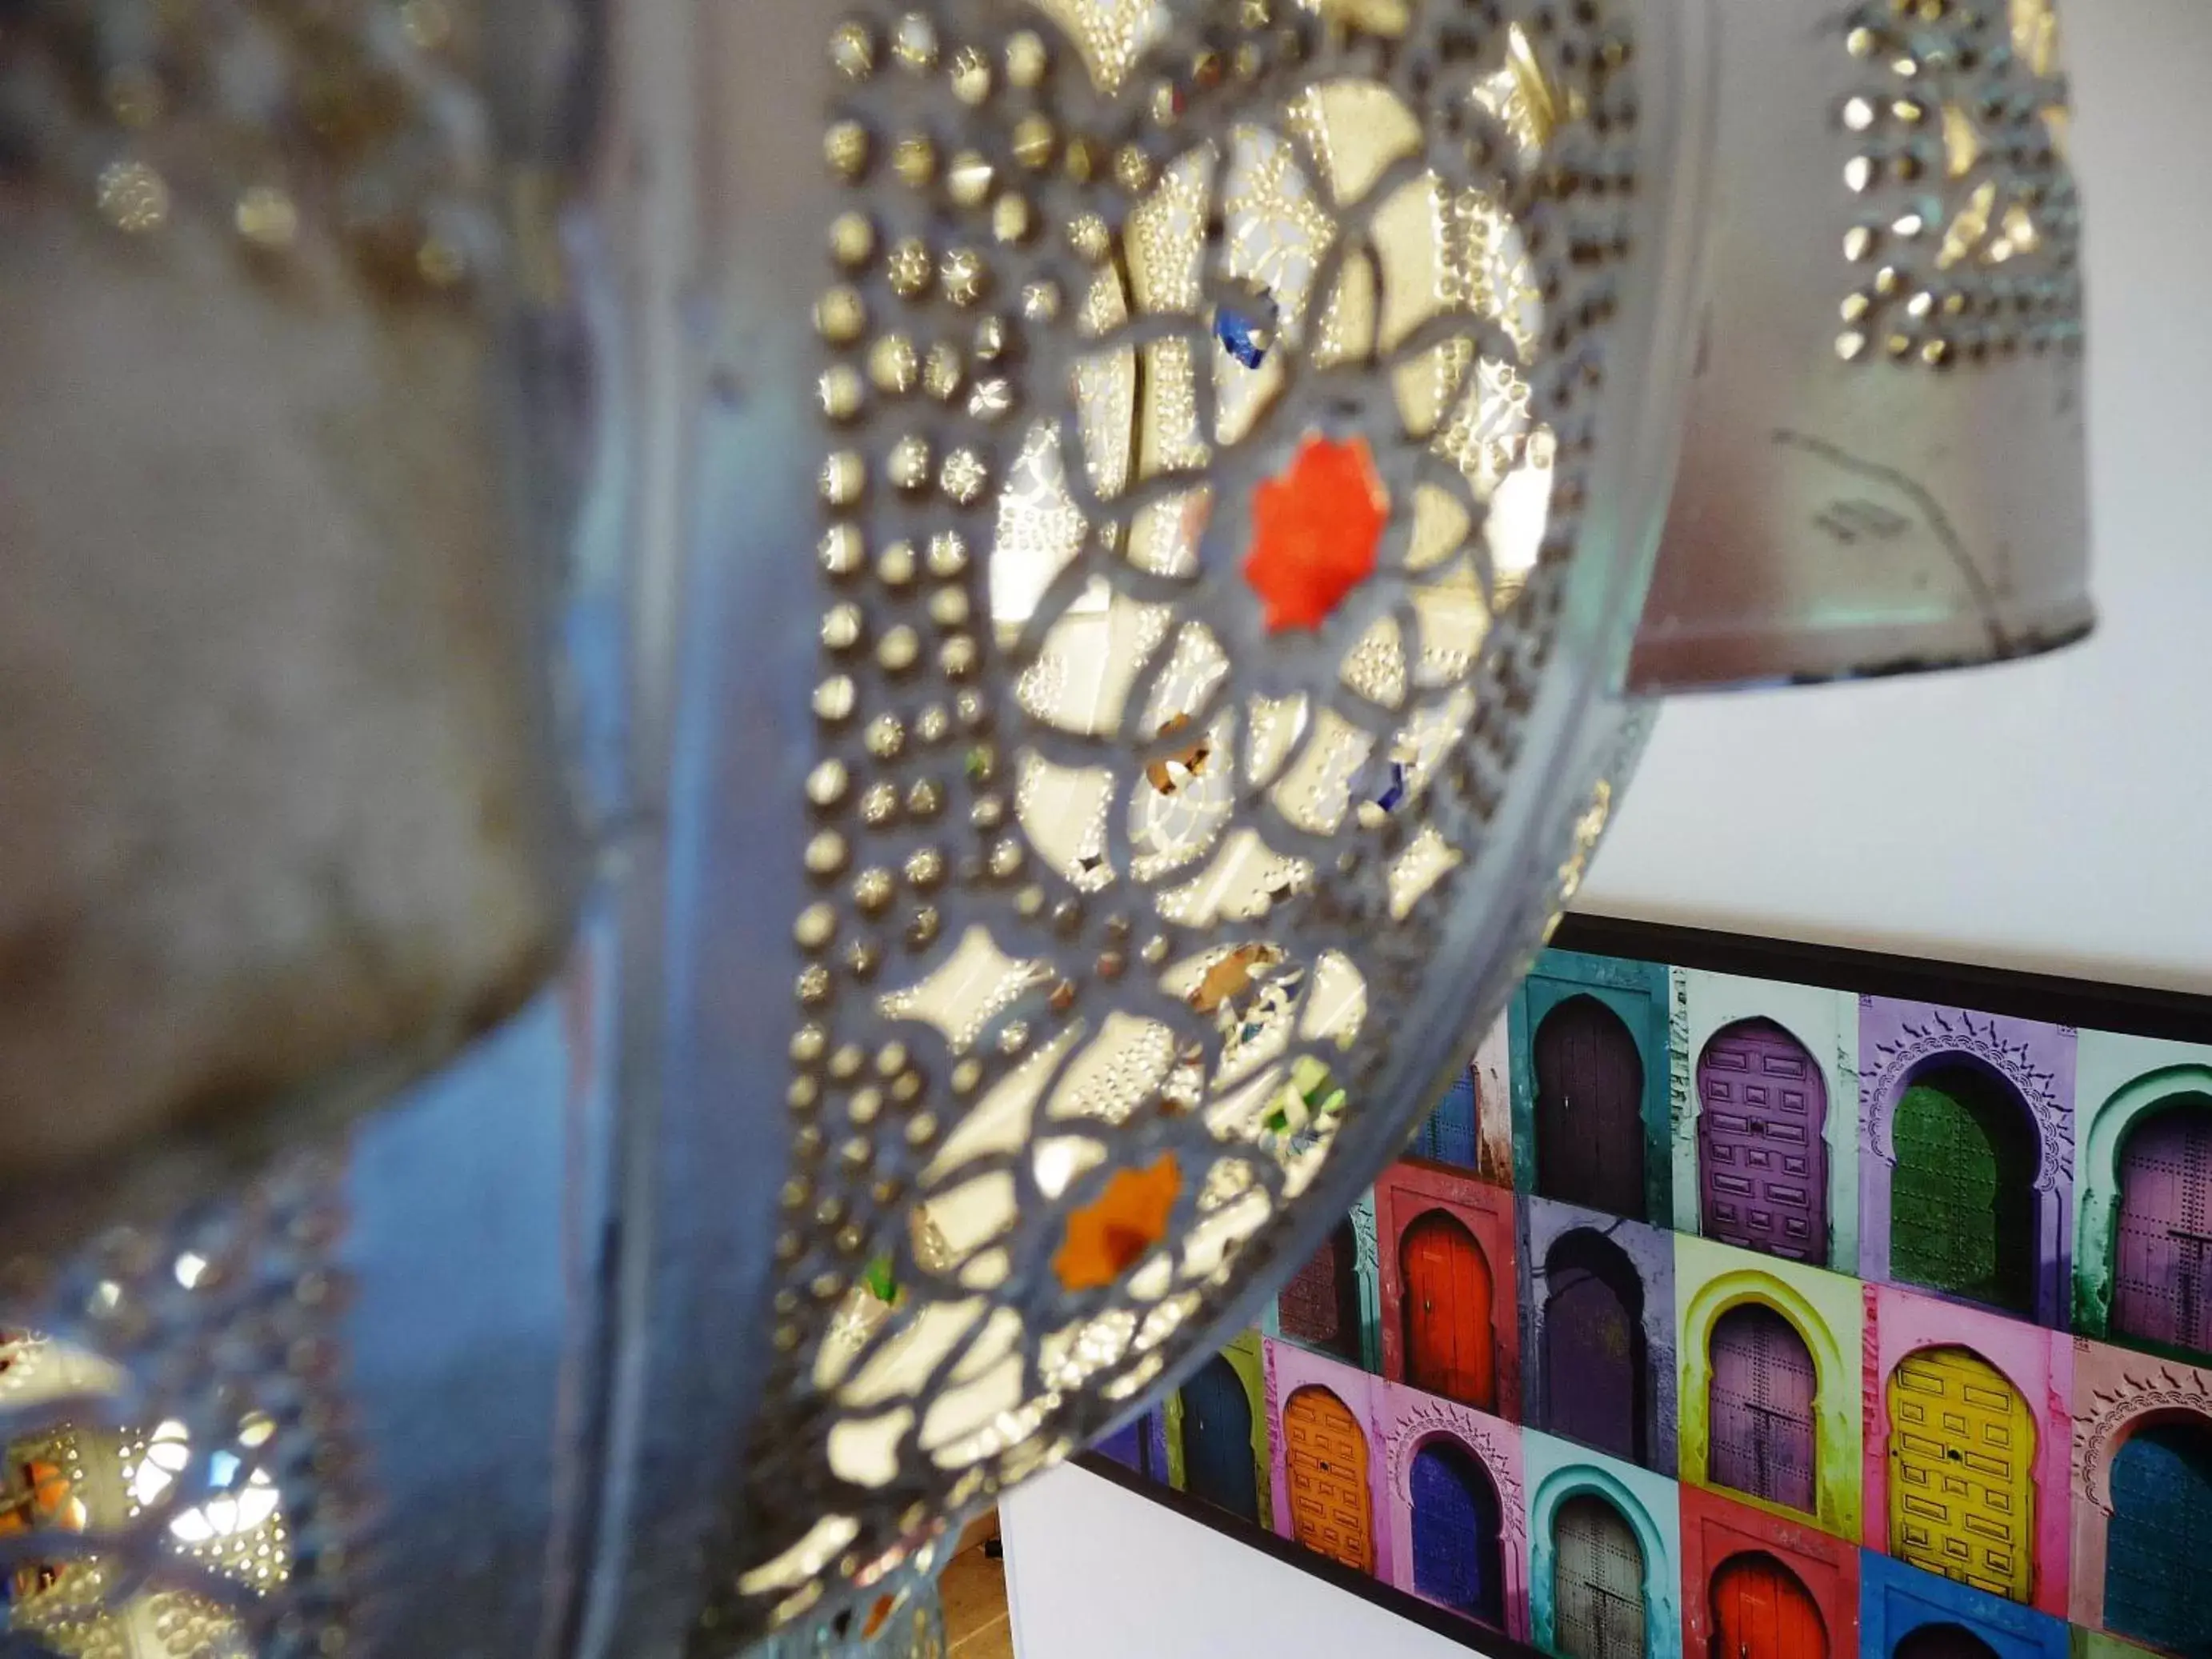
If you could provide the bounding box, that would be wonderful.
[0,0,2084,1657]
[0,0,578,1209]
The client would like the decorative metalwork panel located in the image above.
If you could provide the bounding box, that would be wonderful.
[0,1157,353,1658]
[2,0,1705,1647]
[726,0,1674,1639]
[1832,0,2080,369]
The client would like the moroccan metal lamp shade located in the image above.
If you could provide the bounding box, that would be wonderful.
[0,0,2084,1655]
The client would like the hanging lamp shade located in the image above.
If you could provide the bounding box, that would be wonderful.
[0,0,2082,1656]
[1629,0,2090,690]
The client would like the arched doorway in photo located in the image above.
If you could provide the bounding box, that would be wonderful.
[1282,1385,1374,1574]
[1534,996,1648,1220]
[1408,1438,1506,1625]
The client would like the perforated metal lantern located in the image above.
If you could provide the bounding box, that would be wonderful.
[0,0,2084,1655]
[1631,0,2089,689]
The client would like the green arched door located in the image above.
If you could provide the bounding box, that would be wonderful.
[1890,1065,2038,1316]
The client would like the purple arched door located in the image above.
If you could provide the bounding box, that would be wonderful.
[1698,1020,1828,1265]
[1541,1229,1646,1465]
[2114,1098,2212,1356]
[1707,1302,1818,1513]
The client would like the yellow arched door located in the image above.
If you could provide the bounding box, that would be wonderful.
[1886,1345,2036,1602]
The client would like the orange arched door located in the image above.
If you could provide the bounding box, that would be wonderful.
[1282,1385,1374,1573]
[1401,1209,1496,1409]
[1710,1552,1827,1659]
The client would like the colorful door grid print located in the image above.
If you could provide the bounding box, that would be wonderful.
[1179,1355,1259,1524]
[1890,1065,2038,1317]
[1534,997,1647,1220]
[1893,1625,2003,1659]
[1708,1303,1818,1514]
[1885,1347,2037,1603]
[1093,935,2212,1659]
[1409,1439,1505,1625]
[1542,1229,1646,1465]
[1401,1210,1497,1409]
[1282,1385,1374,1573]
[1710,1552,1829,1659]
[2102,1419,2212,1657]
[1279,1219,1363,1362]
[1699,1020,1830,1265]
[2111,1100,2212,1356]
[1554,1493,1647,1659]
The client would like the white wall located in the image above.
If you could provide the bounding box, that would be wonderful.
[1003,1465,1478,1659]
[1005,1,2212,1651]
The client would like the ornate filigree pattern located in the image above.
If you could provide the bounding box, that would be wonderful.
[0,1154,354,1659]
[734,0,1650,1639]
[1833,0,2082,366]
[0,0,497,293]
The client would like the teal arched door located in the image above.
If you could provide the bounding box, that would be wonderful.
[2105,1417,2212,1656]
[1178,1356,1258,1524]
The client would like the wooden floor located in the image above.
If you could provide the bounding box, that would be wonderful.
[941,1538,1013,1659]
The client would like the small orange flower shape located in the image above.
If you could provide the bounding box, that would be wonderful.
[1052,1153,1182,1290]
[1242,434,1389,632]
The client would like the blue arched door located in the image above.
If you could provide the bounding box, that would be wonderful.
[2106,1417,2212,1656]
[1418,1070,1481,1169]
[1410,1439,1504,1625]
[1095,1412,1158,1480]
[1178,1356,1258,1523]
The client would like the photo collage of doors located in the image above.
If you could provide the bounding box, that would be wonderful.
[1093,941,2212,1659]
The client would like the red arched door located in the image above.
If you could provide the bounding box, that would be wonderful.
[1710,1552,1827,1659]
[1708,1302,1818,1514]
[1282,1386,1374,1573]
[2114,1097,2212,1356]
[1698,1019,1829,1265]
[1401,1209,1496,1409]
[1534,997,1647,1219]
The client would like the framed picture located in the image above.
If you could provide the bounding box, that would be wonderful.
[1079,915,2212,1659]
